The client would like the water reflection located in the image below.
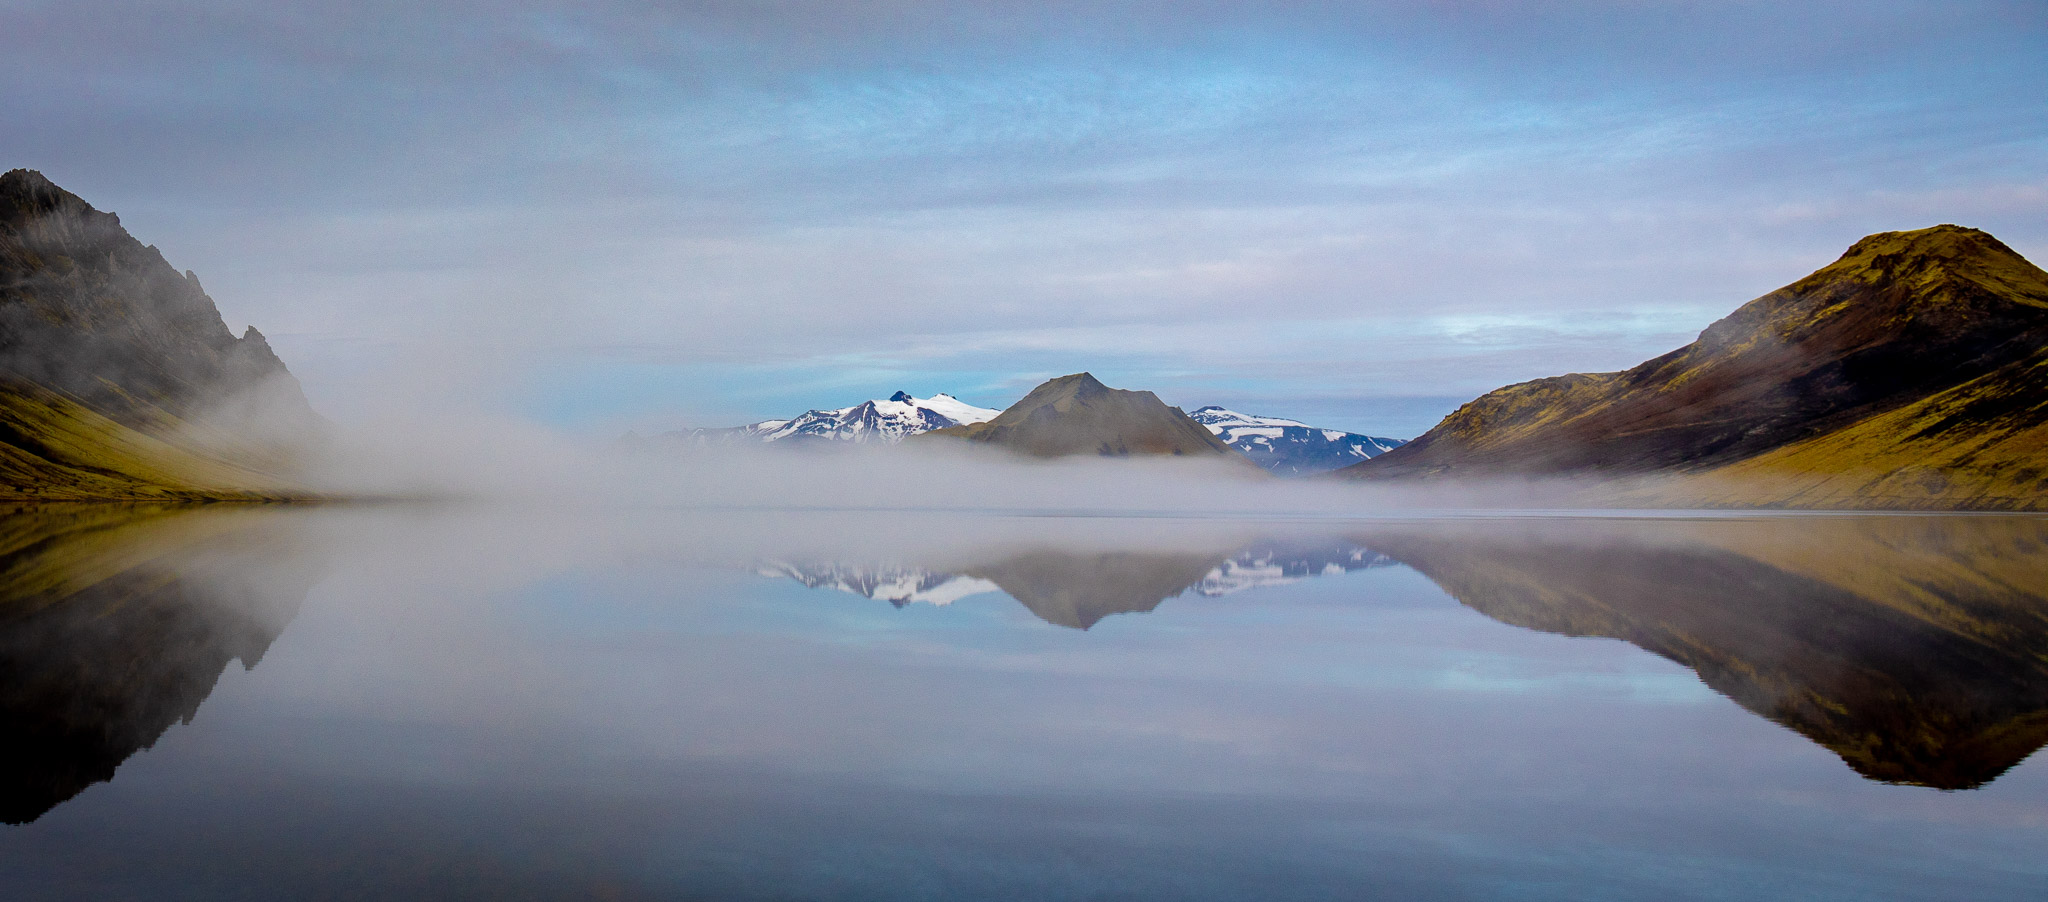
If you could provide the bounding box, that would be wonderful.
[764,541,1392,628]
[768,515,2048,789]
[1355,516,2048,790]
[0,505,317,824]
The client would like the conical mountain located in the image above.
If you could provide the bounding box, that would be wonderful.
[1343,225,2048,508]
[916,372,1246,460]
[0,169,318,499]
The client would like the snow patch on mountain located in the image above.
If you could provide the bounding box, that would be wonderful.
[1188,406,1407,476]
[666,391,1000,446]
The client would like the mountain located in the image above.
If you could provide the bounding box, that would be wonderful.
[916,372,1247,461]
[0,169,317,500]
[663,391,999,446]
[1189,406,1405,476]
[1340,225,2048,509]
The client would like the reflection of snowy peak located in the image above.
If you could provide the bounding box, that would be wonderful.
[761,542,1394,617]
[674,392,1000,446]
[1193,543,1393,596]
[758,562,1001,607]
[1189,407,1406,476]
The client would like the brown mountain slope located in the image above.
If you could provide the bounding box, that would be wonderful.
[916,372,1247,460]
[1341,226,2048,508]
[0,169,318,499]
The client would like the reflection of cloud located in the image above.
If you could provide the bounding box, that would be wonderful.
[10,2,2041,427]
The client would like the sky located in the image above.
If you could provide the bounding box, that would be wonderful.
[5,0,2044,438]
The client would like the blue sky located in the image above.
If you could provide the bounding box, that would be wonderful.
[6,1,2044,437]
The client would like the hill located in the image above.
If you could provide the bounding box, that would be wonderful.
[915,372,1246,460]
[1341,225,2048,509]
[0,169,317,499]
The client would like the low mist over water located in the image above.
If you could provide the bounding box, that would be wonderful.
[0,503,2043,899]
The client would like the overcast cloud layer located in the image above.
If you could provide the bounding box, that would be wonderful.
[6,1,2043,436]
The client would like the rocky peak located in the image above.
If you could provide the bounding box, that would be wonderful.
[0,171,314,428]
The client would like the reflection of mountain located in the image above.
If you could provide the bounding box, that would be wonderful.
[1355,517,2048,789]
[1191,541,1392,597]
[757,561,1000,607]
[0,504,317,823]
[764,541,1391,629]
[959,551,1228,629]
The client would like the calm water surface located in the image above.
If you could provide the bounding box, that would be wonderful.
[0,505,2043,900]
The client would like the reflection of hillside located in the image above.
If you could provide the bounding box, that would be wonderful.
[1356,517,2048,789]
[0,505,318,823]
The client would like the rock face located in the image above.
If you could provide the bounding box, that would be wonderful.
[0,169,317,499]
[917,373,1247,461]
[1341,226,2048,508]
[1189,406,1404,476]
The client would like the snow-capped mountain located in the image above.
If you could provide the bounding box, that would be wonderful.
[1188,406,1407,476]
[668,391,1000,446]
[757,562,1002,607]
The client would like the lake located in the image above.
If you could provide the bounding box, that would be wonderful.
[0,504,2044,900]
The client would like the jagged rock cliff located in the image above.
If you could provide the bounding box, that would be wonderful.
[0,169,318,499]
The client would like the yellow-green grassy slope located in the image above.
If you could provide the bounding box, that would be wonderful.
[0,384,301,501]
[1669,347,2048,509]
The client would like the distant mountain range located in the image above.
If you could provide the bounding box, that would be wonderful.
[1343,224,2048,510]
[0,170,317,500]
[1189,406,1404,475]
[659,391,1000,446]
[661,381,1392,475]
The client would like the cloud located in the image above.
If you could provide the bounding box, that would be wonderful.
[4,1,2042,430]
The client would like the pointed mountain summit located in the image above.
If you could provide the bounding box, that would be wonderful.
[916,373,1246,460]
[0,169,317,499]
[661,391,999,446]
[1343,225,2048,509]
